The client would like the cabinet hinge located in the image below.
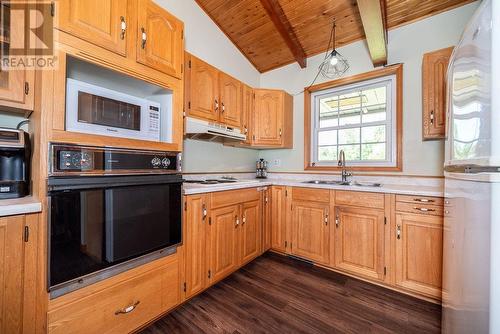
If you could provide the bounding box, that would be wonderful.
[181,30,184,39]
[284,241,287,248]
[384,217,387,225]
[189,60,192,68]
[285,189,288,197]
[384,266,387,276]
[208,270,211,279]
[24,82,29,95]
[184,201,187,211]
[188,101,191,109]
[209,217,212,225]
[181,63,184,73]
[24,226,29,242]
[50,1,55,17]
[183,282,186,292]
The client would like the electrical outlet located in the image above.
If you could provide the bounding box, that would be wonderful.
[274,159,281,167]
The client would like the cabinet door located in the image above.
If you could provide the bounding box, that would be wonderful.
[271,186,287,252]
[291,201,329,264]
[422,47,453,140]
[262,188,271,252]
[253,90,283,146]
[219,73,242,128]
[0,215,25,334]
[186,54,219,122]
[395,213,443,298]
[241,200,261,264]
[334,206,385,281]
[208,205,240,283]
[136,0,183,78]
[57,0,128,56]
[184,194,208,299]
[0,2,34,110]
[240,84,253,145]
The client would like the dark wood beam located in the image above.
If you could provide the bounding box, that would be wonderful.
[356,0,388,66]
[259,0,307,68]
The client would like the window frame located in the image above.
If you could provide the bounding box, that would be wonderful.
[304,64,403,172]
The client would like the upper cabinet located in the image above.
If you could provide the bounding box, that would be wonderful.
[184,52,293,149]
[185,53,241,128]
[422,46,454,140]
[55,0,184,79]
[136,0,184,78]
[57,0,128,56]
[253,89,293,148]
[0,1,34,113]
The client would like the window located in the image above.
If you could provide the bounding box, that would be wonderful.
[305,65,402,171]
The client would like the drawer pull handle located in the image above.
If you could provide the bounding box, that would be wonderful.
[141,28,147,49]
[414,198,434,203]
[397,225,401,239]
[115,301,140,315]
[414,207,435,212]
[335,214,339,228]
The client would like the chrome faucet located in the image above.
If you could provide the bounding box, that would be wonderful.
[338,150,352,184]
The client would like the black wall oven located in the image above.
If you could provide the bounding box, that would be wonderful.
[48,144,183,297]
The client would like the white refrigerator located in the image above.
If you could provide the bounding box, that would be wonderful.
[442,0,500,333]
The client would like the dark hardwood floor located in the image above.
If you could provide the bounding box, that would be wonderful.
[141,253,442,334]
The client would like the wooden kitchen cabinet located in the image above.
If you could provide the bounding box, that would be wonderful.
[291,201,330,264]
[240,199,261,264]
[57,0,128,56]
[0,1,34,112]
[185,53,242,128]
[208,205,240,283]
[334,206,385,282]
[252,89,293,148]
[422,46,454,140]
[270,186,288,252]
[0,214,38,334]
[219,73,242,128]
[136,0,184,79]
[261,187,272,252]
[240,84,254,145]
[183,194,209,299]
[395,213,443,299]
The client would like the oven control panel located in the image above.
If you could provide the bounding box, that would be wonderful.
[51,144,181,175]
[59,150,95,171]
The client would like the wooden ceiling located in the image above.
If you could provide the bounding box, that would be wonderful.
[195,0,475,72]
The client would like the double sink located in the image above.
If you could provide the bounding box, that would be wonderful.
[302,180,382,187]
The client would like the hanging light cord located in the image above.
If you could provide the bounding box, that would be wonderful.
[292,18,336,96]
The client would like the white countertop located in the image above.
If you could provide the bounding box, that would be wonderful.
[183,179,444,197]
[0,196,42,217]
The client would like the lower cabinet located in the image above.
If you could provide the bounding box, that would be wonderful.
[290,197,330,264]
[270,186,287,252]
[334,206,386,282]
[261,187,272,252]
[183,188,263,297]
[0,214,38,334]
[48,254,180,334]
[395,213,443,299]
[209,204,240,283]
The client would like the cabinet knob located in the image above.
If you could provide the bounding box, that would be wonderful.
[214,99,219,112]
[430,110,435,125]
[396,225,401,239]
[141,27,147,49]
[115,301,140,315]
[120,16,126,40]
[335,214,339,228]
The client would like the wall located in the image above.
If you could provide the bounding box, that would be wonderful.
[155,0,260,173]
[258,2,479,177]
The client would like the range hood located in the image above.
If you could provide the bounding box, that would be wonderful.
[185,117,246,142]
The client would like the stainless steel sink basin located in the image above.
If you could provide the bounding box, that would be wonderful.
[302,180,382,187]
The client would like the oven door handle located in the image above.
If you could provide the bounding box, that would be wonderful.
[47,175,183,192]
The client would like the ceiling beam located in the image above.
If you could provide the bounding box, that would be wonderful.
[259,0,307,68]
[356,0,388,66]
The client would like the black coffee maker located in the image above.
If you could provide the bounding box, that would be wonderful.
[0,128,31,199]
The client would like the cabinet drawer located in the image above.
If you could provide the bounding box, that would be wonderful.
[396,194,444,206]
[291,187,330,203]
[211,188,260,208]
[48,259,179,334]
[395,202,444,217]
[335,191,384,209]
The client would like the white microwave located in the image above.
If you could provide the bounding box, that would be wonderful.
[65,78,161,142]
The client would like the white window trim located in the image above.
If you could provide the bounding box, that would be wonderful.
[310,74,398,168]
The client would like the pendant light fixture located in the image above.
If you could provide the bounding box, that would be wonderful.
[319,19,349,79]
